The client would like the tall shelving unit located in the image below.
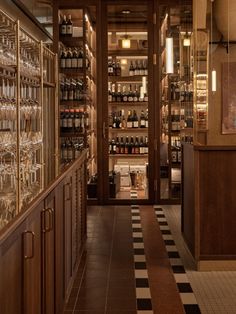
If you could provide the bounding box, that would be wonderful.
[56,6,97,192]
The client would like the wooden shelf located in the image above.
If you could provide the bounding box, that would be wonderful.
[108,49,147,57]
[59,36,83,46]
[109,102,148,106]
[109,154,148,158]
[109,128,148,132]
[108,75,147,83]
[60,100,86,106]
[60,68,84,76]
[60,132,85,137]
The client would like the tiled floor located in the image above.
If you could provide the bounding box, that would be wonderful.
[63,205,236,314]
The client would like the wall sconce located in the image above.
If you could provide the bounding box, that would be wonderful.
[166,37,174,74]
[212,69,217,92]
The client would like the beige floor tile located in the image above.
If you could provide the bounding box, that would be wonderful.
[136,288,151,298]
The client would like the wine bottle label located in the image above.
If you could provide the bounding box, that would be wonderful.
[78,59,83,68]
[133,121,139,128]
[127,121,132,128]
[123,96,128,102]
[60,59,65,68]
[141,120,146,127]
[62,150,67,159]
[66,59,72,68]
[75,118,80,128]
[67,118,73,128]
[133,96,138,102]
[61,25,67,35]
[68,150,73,160]
[108,67,113,74]
[63,91,68,100]
[62,119,67,127]
[72,59,77,68]
[128,96,133,102]
[69,91,74,100]
[108,95,112,102]
[67,25,73,35]
[145,121,148,128]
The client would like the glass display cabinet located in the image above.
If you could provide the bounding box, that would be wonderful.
[0,9,57,230]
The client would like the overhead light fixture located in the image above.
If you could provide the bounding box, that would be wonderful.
[122,35,131,49]
[183,36,191,46]
[120,58,127,65]
[166,37,174,74]
[212,69,216,92]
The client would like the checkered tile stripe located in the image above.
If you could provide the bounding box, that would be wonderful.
[154,206,201,314]
[131,205,153,313]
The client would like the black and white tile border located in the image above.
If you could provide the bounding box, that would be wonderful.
[131,205,153,314]
[154,206,201,314]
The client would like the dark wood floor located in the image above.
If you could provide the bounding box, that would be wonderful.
[63,205,189,314]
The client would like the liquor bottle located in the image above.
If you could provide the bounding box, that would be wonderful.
[129,61,134,76]
[67,138,74,161]
[66,15,73,36]
[145,108,148,128]
[140,110,146,128]
[108,58,113,76]
[116,60,121,76]
[111,84,116,102]
[130,136,134,154]
[108,82,112,102]
[60,15,67,36]
[127,110,133,128]
[134,136,140,154]
[122,85,128,102]
[139,136,145,154]
[112,138,116,154]
[134,60,139,75]
[128,85,134,102]
[60,49,66,68]
[67,109,74,132]
[77,49,83,69]
[125,136,129,154]
[120,136,125,154]
[74,109,80,132]
[132,110,139,128]
[121,109,126,129]
[65,48,72,68]
[116,84,122,102]
[116,136,120,154]
[71,48,78,68]
[144,136,148,154]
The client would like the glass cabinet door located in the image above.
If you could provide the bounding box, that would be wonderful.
[106,3,150,200]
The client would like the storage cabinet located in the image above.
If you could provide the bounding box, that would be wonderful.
[0,152,87,313]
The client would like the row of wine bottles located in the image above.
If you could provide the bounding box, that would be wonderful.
[171,137,182,163]
[108,59,148,77]
[60,15,73,36]
[109,136,148,155]
[108,83,148,103]
[60,109,89,133]
[60,78,84,101]
[60,48,90,70]
[61,137,84,162]
[109,109,148,129]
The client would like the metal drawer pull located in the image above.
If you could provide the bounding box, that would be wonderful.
[23,231,35,259]
[42,208,54,232]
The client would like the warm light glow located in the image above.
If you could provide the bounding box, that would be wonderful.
[212,70,217,92]
[183,37,191,46]
[142,76,147,94]
[166,37,174,74]
[85,14,89,22]
[122,37,131,49]
[120,58,127,65]
[90,25,93,32]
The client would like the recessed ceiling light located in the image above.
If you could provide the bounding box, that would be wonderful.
[122,9,131,14]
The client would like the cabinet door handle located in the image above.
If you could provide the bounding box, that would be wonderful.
[42,208,54,232]
[23,231,35,259]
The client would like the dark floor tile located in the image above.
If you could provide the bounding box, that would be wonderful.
[134,262,147,269]
[155,207,163,211]
[164,239,175,245]
[107,286,136,299]
[80,277,107,289]
[177,283,193,293]
[136,278,149,288]
[137,298,152,310]
[134,248,145,255]
[161,230,171,235]
[133,237,143,243]
[172,265,186,274]
[184,304,201,313]
[168,251,180,258]
[132,227,142,232]
[131,219,141,223]
[106,297,137,311]
[159,221,168,226]
[156,214,165,218]
[109,277,136,288]
[75,297,106,311]
[78,287,106,299]
[131,213,140,216]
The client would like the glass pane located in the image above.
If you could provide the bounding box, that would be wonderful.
[107,4,149,200]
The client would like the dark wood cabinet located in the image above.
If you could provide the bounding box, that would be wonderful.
[0,152,87,314]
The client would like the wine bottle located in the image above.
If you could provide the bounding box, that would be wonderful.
[60,15,67,36]
[111,84,116,102]
[108,58,113,75]
[108,82,112,102]
[116,60,121,76]
[132,110,139,128]
[139,136,145,154]
[116,84,122,102]
[144,136,148,154]
[77,48,83,69]
[128,84,133,102]
[145,109,148,128]
[66,14,73,36]
[134,60,139,76]
[127,110,132,128]
[60,49,66,68]
[71,48,78,68]
[65,48,72,68]
[122,85,128,102]
[125,136,129,154]
[129,61,134,76]
[120,136,125,154]
[116,136,120,154]
[140,110,146,128]
[121,109,126,129]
